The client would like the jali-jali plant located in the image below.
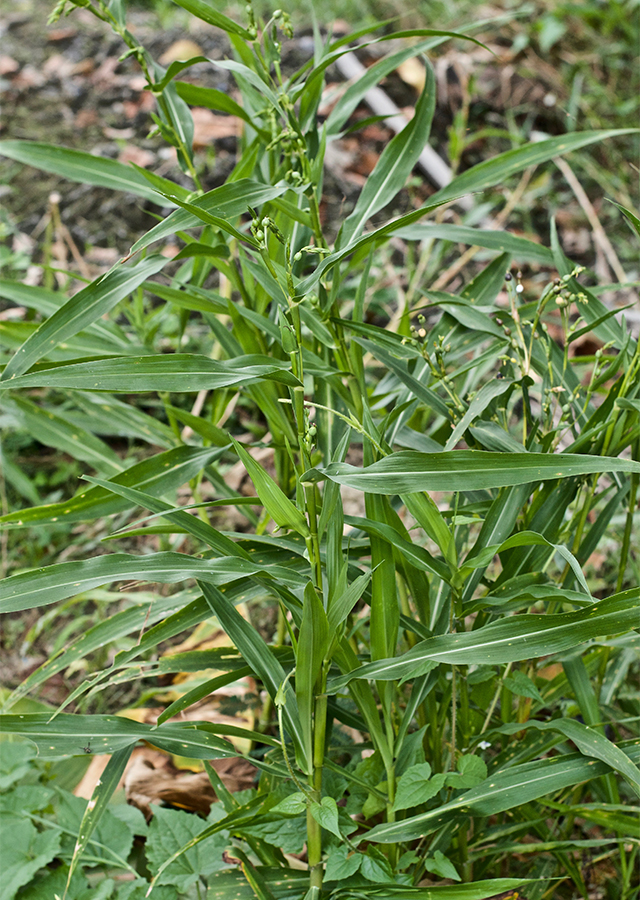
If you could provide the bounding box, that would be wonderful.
[0,2,639,900]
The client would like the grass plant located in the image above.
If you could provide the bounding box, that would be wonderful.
[0,2,639,899]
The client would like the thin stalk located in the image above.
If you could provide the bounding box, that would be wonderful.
[480,662,512,735]
[458,820,472,883]
[308,665,329,892]
[450,665,457,768]
[617,436,639,592]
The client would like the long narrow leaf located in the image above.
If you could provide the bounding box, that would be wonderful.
[365,742,640,844]
[0,140,180,205]
[0,713,241,758]
[339,59,436,246]
[328,590,639,687]
[0,446,219,527]
[302,450,640,493]
[0,354,300,392]
[1,256,167,381]
[0,551,294,613]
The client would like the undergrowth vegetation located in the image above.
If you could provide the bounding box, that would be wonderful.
[0,1,639,899]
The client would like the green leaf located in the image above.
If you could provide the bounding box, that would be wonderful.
[360,850,395,883]
[327,569,372,633]
[428,129,639,207]
[175,81,257,128]
[270,792,308,815]
[310,796,342,838]
[424,851,461,882]
[1,819,61,900]
[65,746,134,891]
[328,590,639,686]
[3,590,191,711]
[543,802,640,838]
[393,763,445,812]
[150,193,258,246]
[460,530,591,598]
[0,140,179,205]
[392,222,555,265]
[0,551,286,613]
[365,742,640,844]
[0,279,133,347]
[361,880,536,900]
[339,59,436,246]
[326,36,466,136]
[446,754,488,789]
[146,806,231,892]
[296,582,330,765]
[0,713,240,758]
[302,450,640,493]
[9,396,123,477]
[199,583,306,768]
[0,354,300,392]
[131,180,293,254]
[324,845,362,881]
[0,743,37,789]
[497,719,640,797]
[444,381,512,452]
[170,0,251,37]
[610,201,640,239]
[232,438,310,537]
[0,256,167,381]
[82,475,250,561]
[0,445,218,527]
[503,670,544,703]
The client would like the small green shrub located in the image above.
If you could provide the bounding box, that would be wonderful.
[0,2,639,900]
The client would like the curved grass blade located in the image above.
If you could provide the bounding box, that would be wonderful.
[0,354,300,392]
[359,880,537,900]
[175,81,256,128]
[328,589,639,687]
[0,140,180,205]
[427,128,639,208]
[392,222,555,265]
[200,582,306,769]
[0,280,133,347]
[0,713,241,758]
[339,59,436,246]
[302,450,640,493]
[130,180,292,254]
[156,667,253,726]
[497,719,640,796]
[232,438,310,537]
[82,475,250,560]
[0,445,220,527]
[63,745,134,899]
[170,0,251,37]
[364,742,640,844]
[1,256,167,381]
[2,591,189,711]
[9,396,123,477]
[0,551,286,613]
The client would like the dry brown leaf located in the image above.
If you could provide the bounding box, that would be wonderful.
[160,39,204,65]
[124,753,255,819]
[123,92,155,120]
[191,108,241,147]
[74,754,111,799]
[42,53,77,79]
[118,144,155,168]
[0,55,19,76]
[47,26,77,41]
[396,57,426,93]
[104,126,135,140]
[10,65,46,89]
[74,108,98,130]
